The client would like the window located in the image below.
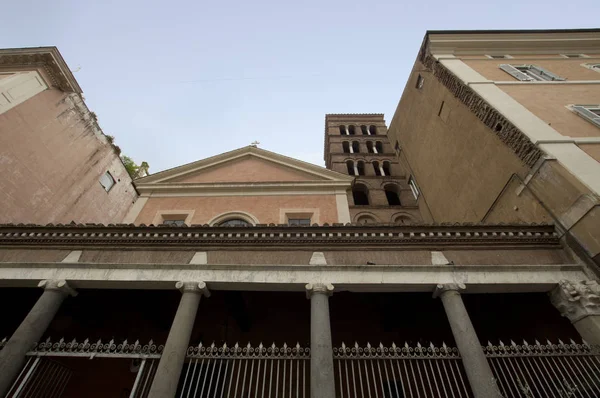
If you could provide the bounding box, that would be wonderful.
[356,161,365,176]
[339,125,347,135]
[382,161,391,176]
[486,54,511,59]
[352,184,370,206]
[99,171,115,192]
[582,63,600,73]
[366,141,375,153]
[373,161,382,176]
[351,141,360,153]
[162,219,186,227]
[360,125,369,135]
[571,105,600,128]
[288,218,311,226]
[346,160,356,176]
[356,214,376,224]
[376,142,383,154]
[342,141,351,153]
[348,125,356,135]
[499,64,565,82]
[394,141,401,156]
[408,176,420,199]
[219,219,251,227]
[561,54,587,58]
[416,74,424,89]
[384,185,401,206]
[369,125,377,135]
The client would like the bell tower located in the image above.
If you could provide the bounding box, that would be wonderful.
[324,114,422,224]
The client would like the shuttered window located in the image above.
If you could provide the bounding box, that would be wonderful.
[572,105,600,128]
[499,64,565,81]
[582,63,600,73]
[99,171,115,192]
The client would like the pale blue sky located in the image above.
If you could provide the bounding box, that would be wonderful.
[1,0,598,172]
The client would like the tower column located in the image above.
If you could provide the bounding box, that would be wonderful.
[434,284,502,398]
[550,280,600,346]
[148,281,210,398]
[306,283,336,398]
[0,280,77,396]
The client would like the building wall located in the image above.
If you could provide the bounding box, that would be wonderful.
[0,87,137,224]
[134,194,339,225]
[387,60,533,222]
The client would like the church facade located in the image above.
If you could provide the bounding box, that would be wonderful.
[1,30,600,398]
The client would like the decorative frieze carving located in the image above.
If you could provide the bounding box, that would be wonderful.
[550,280,600,322]
[418,40,543,168]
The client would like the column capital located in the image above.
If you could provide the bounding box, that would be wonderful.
[175,281,211,297]
[433,283,465,298]
[550,280,600,323]
[305,283,334,298]
[38,279,77,297]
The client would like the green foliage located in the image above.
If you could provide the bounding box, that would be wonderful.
[121,156,149,179]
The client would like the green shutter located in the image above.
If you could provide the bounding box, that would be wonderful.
[529,65,565,81]
[573,105,600,127]
[499,64,534,81]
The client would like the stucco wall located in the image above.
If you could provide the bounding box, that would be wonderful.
[135,194,339,225]
[0,88,137,224]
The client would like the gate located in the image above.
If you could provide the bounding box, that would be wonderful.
[178,342,310,397]
[2,337,163,398]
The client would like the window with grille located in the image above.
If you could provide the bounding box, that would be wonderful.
[288,218,311,226]
[499,64,565,82]
[163,220,186,227]
[408,176,420,200]
[99,171,115,192]
[570,105,600,128]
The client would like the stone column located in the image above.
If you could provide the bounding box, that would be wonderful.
[148,281,210,398]
[306,283,335,398]
[0,280,77,396]
[434,284,502,398]
[550,280,600,346]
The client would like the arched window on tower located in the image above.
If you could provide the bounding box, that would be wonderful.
[348,125,356,135]
[352,184,370,206]
[219,219,252,227]
[376,141,383,153]
[360,125,369,135]
[357,161,365,176]
[369,125,377,135]
[346,160,356,176]
[339,125,347,135]
[357,214,377,224]
[382,161,391,176]
[373,161,382,176]
[342,142,350,153]
[384,184,401,206]
[366,141,375,153]
[351,141,360,153]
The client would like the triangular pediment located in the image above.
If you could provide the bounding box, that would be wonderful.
[136,146,353,186]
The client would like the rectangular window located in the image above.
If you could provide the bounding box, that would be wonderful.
[561,54,587,58]
[408,176,420,200]
[582,63,600,73]
[99,171,115,192]
[162,219,186,227]
[499,64,565,82]
[416,74,424,89]
[571,105,600,128]
[288,218,311,226]
[486,54,511,59]
[394,141,401,156]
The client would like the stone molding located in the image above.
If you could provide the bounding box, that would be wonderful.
[0,47,81,93]
[418,40,543,168]
[0,223,559,248]
[175,281,211,297]
[550,280,600,322]
[38,279,78,297]
[305,283,334,298]
[433,283,466,298]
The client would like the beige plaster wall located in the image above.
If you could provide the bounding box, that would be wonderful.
[387,61,531,222]
[499,84,600,139]
[463,58,600,82]
[171,156,320,183]
[0,88,137,224]
[135,194,339,225]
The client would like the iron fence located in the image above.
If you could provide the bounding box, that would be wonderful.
[485,339,600,398]
[178,342,310,398]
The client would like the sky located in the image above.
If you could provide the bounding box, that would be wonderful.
[1,0,599,173]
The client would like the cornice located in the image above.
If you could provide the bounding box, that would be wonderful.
[418,39,544,168]
[426,30,600,56]
[0,223,559,249]
[0,47,81,93]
